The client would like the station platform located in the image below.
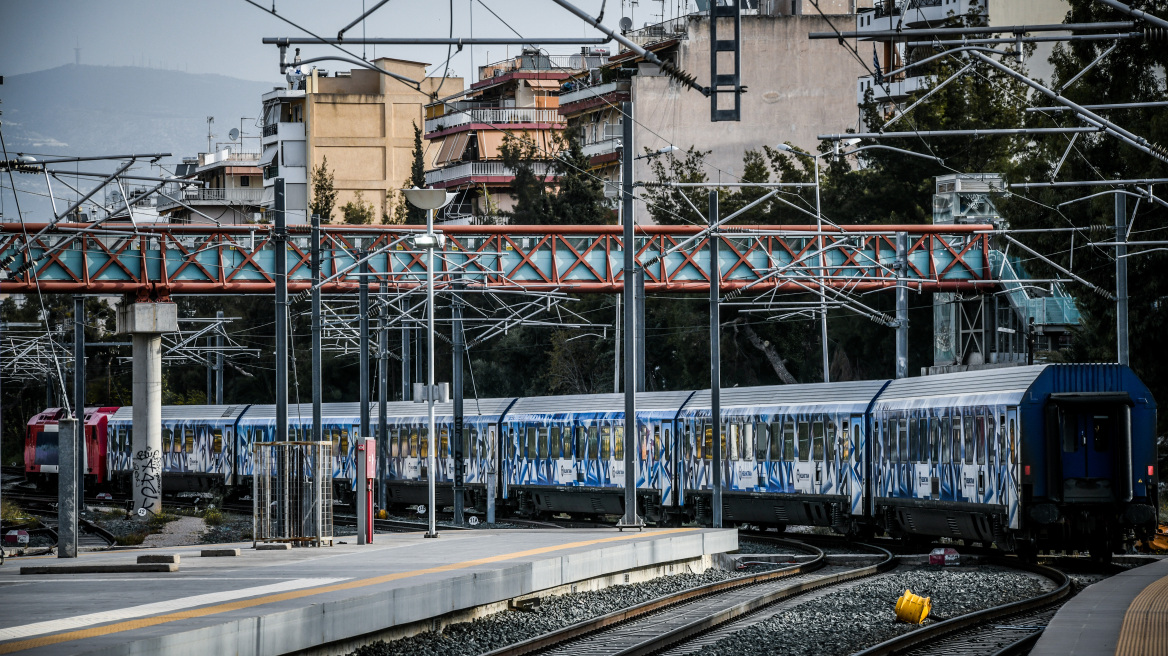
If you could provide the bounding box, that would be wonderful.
[0,527,736,656]
[1030,556,1168,656]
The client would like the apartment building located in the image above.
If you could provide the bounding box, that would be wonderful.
[422,49,608,221]
[557,4,870,207]
[158,150,263,225]
[261,57,458,224]
[856,0,1068,107]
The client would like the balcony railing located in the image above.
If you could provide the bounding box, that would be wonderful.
[478,54,579,79]
[582,138,621,159]
[262,123,278,137]
[425,108,565,134]
[424,161,555,186]
[558,80,631,108]
[261,121,305,141]
[264,164,279,180]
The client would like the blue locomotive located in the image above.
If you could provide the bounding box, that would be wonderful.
[26,363,1158,557]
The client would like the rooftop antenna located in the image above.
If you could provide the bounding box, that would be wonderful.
[206,116,215,153]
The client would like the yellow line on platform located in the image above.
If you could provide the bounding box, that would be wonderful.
[1115,570,1168,656]
[0,528,698,653]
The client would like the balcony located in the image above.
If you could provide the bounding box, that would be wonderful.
[582,138,621,159]
[558,80,631,109]
[424,161,555,187]
[425,108,565,135]
[261,121,305,143]
[857,74,930,103]
[623,16,690,47]
[478,54,579,80]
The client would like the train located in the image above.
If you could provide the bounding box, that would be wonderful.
[24,364,1158,559]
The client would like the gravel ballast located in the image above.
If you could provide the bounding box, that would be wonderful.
[688,565,1052,656]
[350,569,741,656]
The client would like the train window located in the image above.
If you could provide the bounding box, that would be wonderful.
[997,415,1006,464]
[742,423,754,462]
[812,420,825,461]
[601,426,612,460]
[783,422,796,461]
[471,427,481,459]
[755,422,769,461]
[441,428,450,458]
[728,424,739,461]
[941,417,951,462]
[588,426,599,459]
[409,429,418,458]
[550,427,561,459]
[963,416,975,464]
[331,428,340,452]
[770,422,783,460]
[212,429,223,454]
[908,418,919,462]
[918,418,928,462]
[825,420,836,461]
[798,422,810,462]
[575,426,585,459]
[1059,409,1077,453]
[523,427,534,459]
[841,420,851,460]
[537,427,549,459]
[975,415,986,465]
[898,418,908,464]
[419,427,430,457]
[654,425,663,461]
[614,426,624,459]
[927,418,937,463]
[1093,415,1111,452]
[1009,416,1018,464]
[703,424,713,460]
[664,427,672,461]
[562,426,573,458]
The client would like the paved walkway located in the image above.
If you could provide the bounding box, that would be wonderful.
[0,527,735,656]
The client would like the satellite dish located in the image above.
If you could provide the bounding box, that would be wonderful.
[229,128,240,141]
[619,16,633,32]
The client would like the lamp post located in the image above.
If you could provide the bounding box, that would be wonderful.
[402,187,455,539]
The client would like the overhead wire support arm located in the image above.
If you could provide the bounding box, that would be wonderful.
[1001,233,1114,300]
[967,50,1168,163]
[906,32,1145,47]
[266,36,614,46]
[1096,0,1168,30]
[336,0,394,41]
[807,21,1137,39]
[819,127,1103,140]
[548,0,708,96]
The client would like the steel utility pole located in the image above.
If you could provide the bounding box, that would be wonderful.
[709,190,722,529]
[618,100,641,530]
[401,300,411,401]
[1116,192,1129,366]
[311,214,322,454]
[378,280,389,509]
[358,249,371,484]
[215,310,224,405]
[895,232,909,379]
[274,179,288,445]
[73,294,85,505]
[452,273,466,525]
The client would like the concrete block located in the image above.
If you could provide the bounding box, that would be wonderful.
[256,543,292,551]
[137,554,179,564]
[201,548,241,557]
[21,563,178,575]
[116,302,178,335]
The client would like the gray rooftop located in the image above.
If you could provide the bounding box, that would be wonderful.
[876,365,1047,401]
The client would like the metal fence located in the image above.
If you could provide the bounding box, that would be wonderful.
[253,441,333,547]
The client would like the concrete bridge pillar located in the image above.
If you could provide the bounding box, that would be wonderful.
[116,301,178,517]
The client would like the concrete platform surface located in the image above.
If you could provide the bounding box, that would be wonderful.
[0,527,735,656]
[1031,556,1168,656]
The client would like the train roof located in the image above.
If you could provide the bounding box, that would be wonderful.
[873,365,1048,410]
[684,380,887,413]
[506,390,694,417]
[109,405,250,422]
[236,398,516,423]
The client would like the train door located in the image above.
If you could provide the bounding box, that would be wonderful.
[488,424,500,497]
[794,419,813,493]
[1058,404,1119,502]
[913,417,930,500]
[552,425,572,485]
[960,412,977,502]
[609,423,625,489]
[847,415,864,515]
[661,424,673,505]
[1006,408,1020,528]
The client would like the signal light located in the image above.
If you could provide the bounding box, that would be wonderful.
[1149,465,1155,476]
[1024,465,1031,476]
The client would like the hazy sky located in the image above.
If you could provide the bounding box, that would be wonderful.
[0,0,672,83]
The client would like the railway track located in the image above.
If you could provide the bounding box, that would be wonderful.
[482,539,895,656]
[851,561,1069,656]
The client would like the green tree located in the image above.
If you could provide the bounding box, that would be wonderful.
[550,131,610,225]
[340,190,375,225]
[500,133,555,224]
[404,121,428,225]
[640,146,712,225]
[309,156,338,223]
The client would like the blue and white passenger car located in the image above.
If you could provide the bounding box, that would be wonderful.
[678,381,886,531]
[107,404,249,491]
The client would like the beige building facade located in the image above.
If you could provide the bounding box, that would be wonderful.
[261,57,459,224]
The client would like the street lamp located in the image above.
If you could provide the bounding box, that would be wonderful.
[402,186,455,539]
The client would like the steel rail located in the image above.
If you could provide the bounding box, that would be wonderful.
[484,540,896,656]
[852,561,1070,656]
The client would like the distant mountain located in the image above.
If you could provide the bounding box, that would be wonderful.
[1,64,272,162]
